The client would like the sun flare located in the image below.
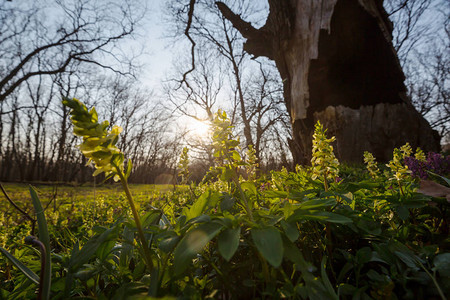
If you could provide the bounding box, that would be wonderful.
[188,119,211,139]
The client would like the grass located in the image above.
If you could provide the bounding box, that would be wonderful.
[1,182,179,205]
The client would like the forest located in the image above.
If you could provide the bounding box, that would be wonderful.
[0,0,449,299]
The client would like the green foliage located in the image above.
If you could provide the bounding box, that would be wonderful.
[1,110,449,299]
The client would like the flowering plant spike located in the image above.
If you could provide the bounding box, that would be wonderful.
[62,97,128,181]
[311,121,339,182]
[363,151,380,179]
[386,145,411,182]
[415,147,426,162]
[178,147,190,184]
[399,142,413,159]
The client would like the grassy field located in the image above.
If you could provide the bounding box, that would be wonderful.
[0,182,185,250]
[1,182,178,204]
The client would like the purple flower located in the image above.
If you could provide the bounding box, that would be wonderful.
[260,182,271,191]
[404,152,450,179]
[426,152,450,175]
[404,156,428,179]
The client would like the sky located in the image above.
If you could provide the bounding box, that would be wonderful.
[140,0,175,88]
[138,0,183,89]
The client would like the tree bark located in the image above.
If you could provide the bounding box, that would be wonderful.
[217,0,440,163]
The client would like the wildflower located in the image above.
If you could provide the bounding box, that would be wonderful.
[246,145,259,180]
[386,147,411,182]
[311,121,339,182]
[62,97,127,181]
[415,147,426,162]
[260,182,271,191]
[399,142,413,159]
[426,152,450,175]
[211,110,240,166]
[178,147,190,184]
[404,156,428,179]
[363,151,380,179]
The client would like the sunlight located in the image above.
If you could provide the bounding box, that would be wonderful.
[188,119,211,139]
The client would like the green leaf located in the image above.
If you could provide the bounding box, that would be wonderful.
[321,257,338,300]
[185,190,219,220]
[96,239,116,261]
[283,238,333,300]
[29,186,51,300]
[220,167,234,181]
[298,198,336,210]
[251,227,283,268]
[287,210,328,222]
[64,241,79,298]
[287,210,351,224]
[427,171,450,187]
[346,181,381,193]
[394,251,419,270]
[0,247,39,285]
[264,190,288,198]
[241,182,257,196]
[355,247,372,265]
[173,222,223,275]
[280,221,299,242]
[69,223,119,271]
[433,253,450,277]
[218,227,240,261]
[125,159,133,179]
[159,234,180,253]
[119,226,134,268]
[315,211,352,224]
[232,151,241,162]
[396,206,410,220]
[220,194,235,211]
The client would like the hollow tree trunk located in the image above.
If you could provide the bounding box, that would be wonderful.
[217,0,440,164]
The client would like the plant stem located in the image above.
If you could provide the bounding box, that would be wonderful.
[398,181,405,197]
[416,260,446,300]
[223,149,254,221]
[25,236,46,300]
[1,184,36,234]
[116,170,153,271]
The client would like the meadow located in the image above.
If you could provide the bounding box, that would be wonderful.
[0,99,448,299]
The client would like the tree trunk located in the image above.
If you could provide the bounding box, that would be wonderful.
[217,0,440,164]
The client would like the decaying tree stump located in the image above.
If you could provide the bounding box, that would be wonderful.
[217,0,440,164]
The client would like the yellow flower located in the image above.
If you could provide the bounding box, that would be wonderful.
[386,147,411,182]
[400,142,412,158]
[246,145,259,180]
[178,147,190,184]
[62,97,127,181]
[311,121,339,181]
[363,151,380,179]
[415,147,426,162]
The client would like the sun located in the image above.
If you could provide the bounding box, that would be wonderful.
[188,119,211,139]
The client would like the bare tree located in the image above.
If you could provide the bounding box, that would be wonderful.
[385,0,432,62]
[161,0,446,165]
[386,0,449,142]
[243,63,291,165]
[167,0,292,170]
[166,51,224,122]
[0,0,144,103]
